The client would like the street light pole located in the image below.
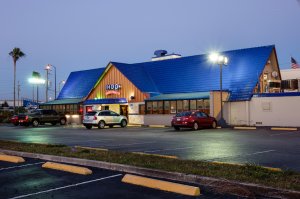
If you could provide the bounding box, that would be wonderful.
[209,53,228,127]
[45,64,57,100]
[45,66,49,102]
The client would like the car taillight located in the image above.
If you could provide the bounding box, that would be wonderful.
[25,116,28,120]
[93,116,97,120]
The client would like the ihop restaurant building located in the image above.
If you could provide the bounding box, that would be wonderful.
[80,45,281,125]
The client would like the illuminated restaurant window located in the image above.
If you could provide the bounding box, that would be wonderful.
[158,101,163,114]
[183,100,189,111]
[164,101,170,114]
[152,101,158,114]
[177,101,183,113]
[204,100,210,109]
[146,102,152,114]
[197,100,204,109]
[190,100,197,110]
[170,101,176,114]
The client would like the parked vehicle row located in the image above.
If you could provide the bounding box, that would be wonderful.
[83,110,127,129]
[10,108,216,131]
[171,111,217,130]
[10,109,67,127]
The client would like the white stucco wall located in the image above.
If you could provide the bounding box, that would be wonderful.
[225,95,300,127]
[128,102,144,124]
[144,114,174,126]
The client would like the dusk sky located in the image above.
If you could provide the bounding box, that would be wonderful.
[1,0,300,101]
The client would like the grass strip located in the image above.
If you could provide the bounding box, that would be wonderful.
[0,140,299,191]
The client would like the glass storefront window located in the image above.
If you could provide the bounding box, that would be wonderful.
[197,100,204,110]
[170,101,176,114]
[152,101,158,114]
[190,100,196,110]
[177,101,183,113]
[146,102,152,114]
[158,101,163,114]
[204,99,210,109]
[164,101,170,114]
[183,100,189,111]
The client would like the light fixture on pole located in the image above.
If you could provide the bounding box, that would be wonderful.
[45,65,50,102]
[58,80,66,94]
[209,52,229,127]
[28,71,45,103]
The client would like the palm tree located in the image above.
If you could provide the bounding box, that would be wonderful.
[9,47,25,112]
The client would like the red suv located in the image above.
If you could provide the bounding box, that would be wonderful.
[171,111,217,130]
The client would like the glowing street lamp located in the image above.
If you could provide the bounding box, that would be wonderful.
[28,71,45,103]
[209,52,229,127]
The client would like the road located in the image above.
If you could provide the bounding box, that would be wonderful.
[0,125,300,171]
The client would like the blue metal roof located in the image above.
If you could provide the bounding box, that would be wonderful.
[112,45,275,101]
[57,68,105,99]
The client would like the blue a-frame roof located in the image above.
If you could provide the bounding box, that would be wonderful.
[57,68,105,99]
[112,45,275,101]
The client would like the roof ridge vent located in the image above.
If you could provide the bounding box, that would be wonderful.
[152,50,181,61]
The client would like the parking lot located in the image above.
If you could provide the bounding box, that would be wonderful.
[0,125,300,171]
[0,156,235,199]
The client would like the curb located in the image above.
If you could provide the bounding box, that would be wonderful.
[233,126,257,130]
[75,146,108,151]
[0,149,299,199]
[122,174,200,196]
[132,152,178,159]
[271,127,298,131]
[42,161,92,175]
[0,154,25,163]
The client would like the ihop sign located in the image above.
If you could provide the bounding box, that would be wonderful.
[106,84,121,90]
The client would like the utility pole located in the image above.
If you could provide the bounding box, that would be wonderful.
[17,81,20,113]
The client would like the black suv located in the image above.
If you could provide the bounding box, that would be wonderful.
[18,109,67,127]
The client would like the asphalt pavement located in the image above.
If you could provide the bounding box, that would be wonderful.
[0,125,300,171]
[0,157,236,199]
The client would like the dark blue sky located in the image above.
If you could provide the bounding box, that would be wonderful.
[1,0,300,101]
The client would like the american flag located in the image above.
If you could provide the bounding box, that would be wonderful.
[291,57,300,69]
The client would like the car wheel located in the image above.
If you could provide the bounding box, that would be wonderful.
[120,119,127,128]
[32,119,39,127]
[109,125,114,128]
[85,125,92,129]
[13,123,19,126]
[98,120,105,129]
[174,126,180,131]
[51,122,57,126]
[211,121,217,129]
[60,118,66,125]
[192,122,199,130]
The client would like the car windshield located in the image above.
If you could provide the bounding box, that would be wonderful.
[176,112,192,117]
[85,111,97,116]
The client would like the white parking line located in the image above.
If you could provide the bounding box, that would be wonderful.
[8,174,122,199]
[244,150,275,156]
[144,147,193,153]
[0,162,45,171]
[105,141,157,148]
[206,150,276,161]
[270,132,297,136]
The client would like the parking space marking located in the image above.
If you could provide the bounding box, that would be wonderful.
[105,141,157,148]
[270,132,297,136]
[206,150,276,161]
[144,147,193,153]
[0,162,45,171]
[245,150,276,156]
[8,174,122,199]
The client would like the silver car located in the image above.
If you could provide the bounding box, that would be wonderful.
[83,110,128,129]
